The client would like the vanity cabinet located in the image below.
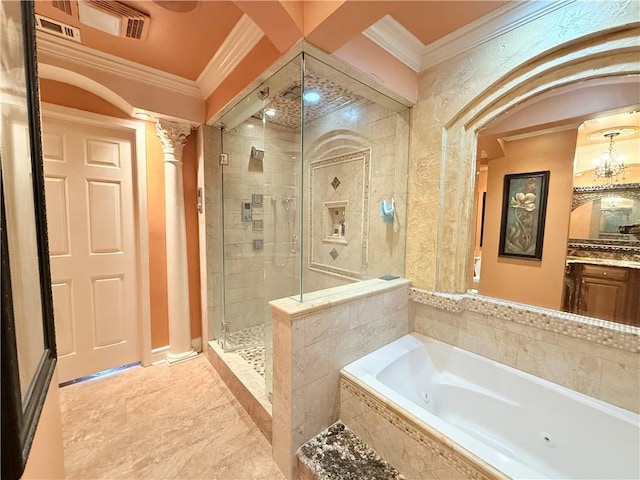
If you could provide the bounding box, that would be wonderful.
[563,263,640,326]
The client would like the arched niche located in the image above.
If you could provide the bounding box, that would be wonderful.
[38,64,134,115]
[416,25,639,293]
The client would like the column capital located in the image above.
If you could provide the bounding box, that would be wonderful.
[155,119,192,163]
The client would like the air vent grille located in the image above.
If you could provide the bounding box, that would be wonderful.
[126,18,146,40]
[52,0,73,15]
[35,14,82,42]
[86,1,150,40]
[280,85,301,101]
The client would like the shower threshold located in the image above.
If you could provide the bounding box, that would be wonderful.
[207,338,273,442]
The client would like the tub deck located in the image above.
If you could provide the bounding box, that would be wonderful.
[340,333,640,480]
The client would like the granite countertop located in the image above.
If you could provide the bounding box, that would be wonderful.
[566,257,640,269]
[297,422,405,480]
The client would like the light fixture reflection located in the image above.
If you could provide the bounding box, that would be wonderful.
[593,131,626,184]
[264,108,276,116]
[303,91,320,102]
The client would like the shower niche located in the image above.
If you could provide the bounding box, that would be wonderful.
[309,149,371,280]
[323,201,348,243]
[207,51,410,401]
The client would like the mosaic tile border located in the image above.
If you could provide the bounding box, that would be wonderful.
[308,149,371,279]
[340,376,503,480]
[409,287,639,353]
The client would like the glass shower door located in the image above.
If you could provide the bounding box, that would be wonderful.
[217,57,303,397]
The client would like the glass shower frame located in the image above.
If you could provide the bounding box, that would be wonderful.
[211,52,411,399]
[215,55,304,352]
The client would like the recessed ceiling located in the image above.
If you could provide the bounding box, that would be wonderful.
[579,111,640,146]
[254,72,363,130]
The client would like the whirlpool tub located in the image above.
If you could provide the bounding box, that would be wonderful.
[340,333,639,479]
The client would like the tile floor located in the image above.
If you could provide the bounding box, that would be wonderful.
[59,355,285,479]
[225,324,266,378]
[237,344,266,377]
[225,324,265,350]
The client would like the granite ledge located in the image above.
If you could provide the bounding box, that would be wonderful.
[296,422,405,480]
[566,257,640,269]
[269,277,410,321]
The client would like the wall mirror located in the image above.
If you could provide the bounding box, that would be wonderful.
[1,2,57,479]
[471,75,640,327]
[569,183,640,246]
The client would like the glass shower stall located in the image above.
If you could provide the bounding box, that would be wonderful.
[209,52,410,399]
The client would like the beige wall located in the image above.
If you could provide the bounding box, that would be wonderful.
[39,80,202,348]
[478,130,577,310]
[22,367,65,479]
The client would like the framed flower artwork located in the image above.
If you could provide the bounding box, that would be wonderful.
[498,171,550,260]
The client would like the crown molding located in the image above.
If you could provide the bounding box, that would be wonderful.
[196,14,264,99]
[420,0,576,72]
[36,31,202,98]
[363,15,425,72]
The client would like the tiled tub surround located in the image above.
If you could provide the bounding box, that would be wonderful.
[270,277,410,479]
[410,288,640,413]
[340,334,640,480]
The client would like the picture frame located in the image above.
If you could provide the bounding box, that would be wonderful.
[498,171,550,260]
[1,3,58,479]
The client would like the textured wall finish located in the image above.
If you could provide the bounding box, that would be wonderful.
[405,1,640,293]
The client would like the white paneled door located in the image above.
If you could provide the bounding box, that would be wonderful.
[43,118,140,383]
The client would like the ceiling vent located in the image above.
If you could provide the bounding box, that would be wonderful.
[280,85,301,101]
[35,14,82,42]
[77,1,150,40]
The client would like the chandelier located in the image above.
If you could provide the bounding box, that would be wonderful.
[593,132,626,183]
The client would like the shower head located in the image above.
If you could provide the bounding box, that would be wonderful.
[250,146,264,162]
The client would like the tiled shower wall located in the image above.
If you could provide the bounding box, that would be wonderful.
[303,100,410,292]
[220,118,300,336]
[221,118,300,398]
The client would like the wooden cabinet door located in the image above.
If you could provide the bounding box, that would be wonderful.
[578,274,628,323]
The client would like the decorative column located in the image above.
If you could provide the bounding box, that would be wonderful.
[155,120,197,365]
